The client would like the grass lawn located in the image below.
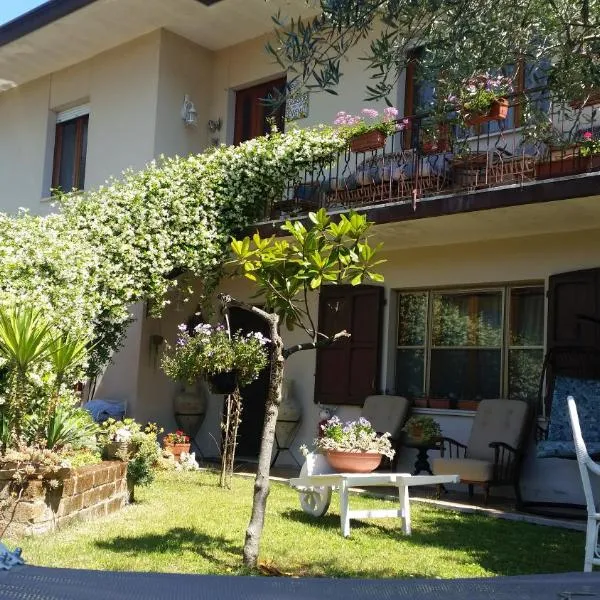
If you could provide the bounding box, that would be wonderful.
[10,470,584,578]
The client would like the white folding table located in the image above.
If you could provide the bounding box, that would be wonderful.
[289,471,459,537]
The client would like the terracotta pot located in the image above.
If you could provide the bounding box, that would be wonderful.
[349,131,387,153]
[421,124,450,154]
[209,371,237,395]
[465,98,509,126]
[457,400,480,411]
[427,399,450,409]
[325,450,382,473]
[536,153,600,179]
[164,442,191,461]
[412,398,428,408]
[422,139,449,155]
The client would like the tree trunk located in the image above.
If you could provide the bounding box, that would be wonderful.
[242,315,284,568]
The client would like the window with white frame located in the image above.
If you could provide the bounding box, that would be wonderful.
[395,284,544,407]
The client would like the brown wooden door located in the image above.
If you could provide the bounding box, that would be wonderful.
[234,77,286,145]
[547,268,600,349]
[314,285,384,406]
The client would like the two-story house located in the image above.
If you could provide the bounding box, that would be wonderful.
[1,0,599,508]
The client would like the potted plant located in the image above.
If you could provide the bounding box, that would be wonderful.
[447,74,512,127]
[163,430,191,460]
[161,322,269,394]
[98,418,139,460]
[420,121,451,154]
[307,416,395,473]
[333,107,409,153]
[402,416,441,443]
[537,130,600,178]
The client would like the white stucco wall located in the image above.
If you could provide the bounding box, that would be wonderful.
[154,30,214,158]
[210,31,395,146]
[0,31,161,213]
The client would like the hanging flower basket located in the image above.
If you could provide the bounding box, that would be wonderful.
[464,98,509,126]
[325,450,382,473]
[209,371,238,394]
[349,131,387,153]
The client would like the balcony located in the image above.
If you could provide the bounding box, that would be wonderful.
[262,88,600,228]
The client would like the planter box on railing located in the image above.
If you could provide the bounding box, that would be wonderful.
[536,147,600,179]
[0,461,128,536]
[349,131,387,153]
[464,98,509,126]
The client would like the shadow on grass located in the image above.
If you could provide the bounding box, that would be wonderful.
[281,506,585,576]
[95,527,242,569]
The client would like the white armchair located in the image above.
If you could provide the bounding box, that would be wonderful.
[567,395,600,572]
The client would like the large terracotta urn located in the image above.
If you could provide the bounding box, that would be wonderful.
[173,382,208,444]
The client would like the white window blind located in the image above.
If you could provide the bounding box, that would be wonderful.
[56,104,90,124]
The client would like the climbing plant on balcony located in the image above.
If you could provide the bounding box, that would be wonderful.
[0,126,350,379]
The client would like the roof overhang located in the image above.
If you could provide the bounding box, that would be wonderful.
[0,0,308,92]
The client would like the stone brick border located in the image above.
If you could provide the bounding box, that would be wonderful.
[0,461,129,536]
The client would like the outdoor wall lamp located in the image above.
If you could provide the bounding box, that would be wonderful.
[181,94,198,127]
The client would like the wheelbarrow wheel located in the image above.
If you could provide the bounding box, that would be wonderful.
[297,457,332,517]
[299,487,332,517]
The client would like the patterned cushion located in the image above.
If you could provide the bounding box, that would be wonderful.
[537,440,600,459]
[537,375,600,458]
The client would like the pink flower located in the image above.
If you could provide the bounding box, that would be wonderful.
[583,131,593,140]
[383,106,399,121]
[361,108,379,119]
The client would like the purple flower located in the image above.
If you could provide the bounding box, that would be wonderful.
[177,323,187,332]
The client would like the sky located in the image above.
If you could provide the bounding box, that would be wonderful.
[0,0,49,26]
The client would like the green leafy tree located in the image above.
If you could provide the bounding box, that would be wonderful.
[225,208,385,568]
[267,0,600,107]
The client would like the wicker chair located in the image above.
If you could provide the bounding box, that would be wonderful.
[567,395,600,572]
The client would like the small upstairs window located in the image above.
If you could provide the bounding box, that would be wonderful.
[52,105,89,192]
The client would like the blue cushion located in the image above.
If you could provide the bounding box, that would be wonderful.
[537,375,600,459]
[537,440,600,459]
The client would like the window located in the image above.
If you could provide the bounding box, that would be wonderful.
[52,105,89,192]
[403,52,550,132]
[395,285,544,407]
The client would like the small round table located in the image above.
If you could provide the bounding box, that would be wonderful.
[403,438,442,476]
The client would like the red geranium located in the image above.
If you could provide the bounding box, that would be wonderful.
[164,430,189,445]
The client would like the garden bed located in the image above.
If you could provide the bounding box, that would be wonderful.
[0,461,128,536]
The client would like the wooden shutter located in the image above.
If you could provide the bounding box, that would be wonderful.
[547,268,600,350]
[314,285,384,406]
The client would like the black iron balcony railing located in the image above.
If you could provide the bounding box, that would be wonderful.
[266,87,600,221]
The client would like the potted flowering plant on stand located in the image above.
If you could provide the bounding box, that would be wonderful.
[334,107,409,153]
[304,416,395,473]
[161,323,269,394]
[447,74,512,127]
[163,430,190,460]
